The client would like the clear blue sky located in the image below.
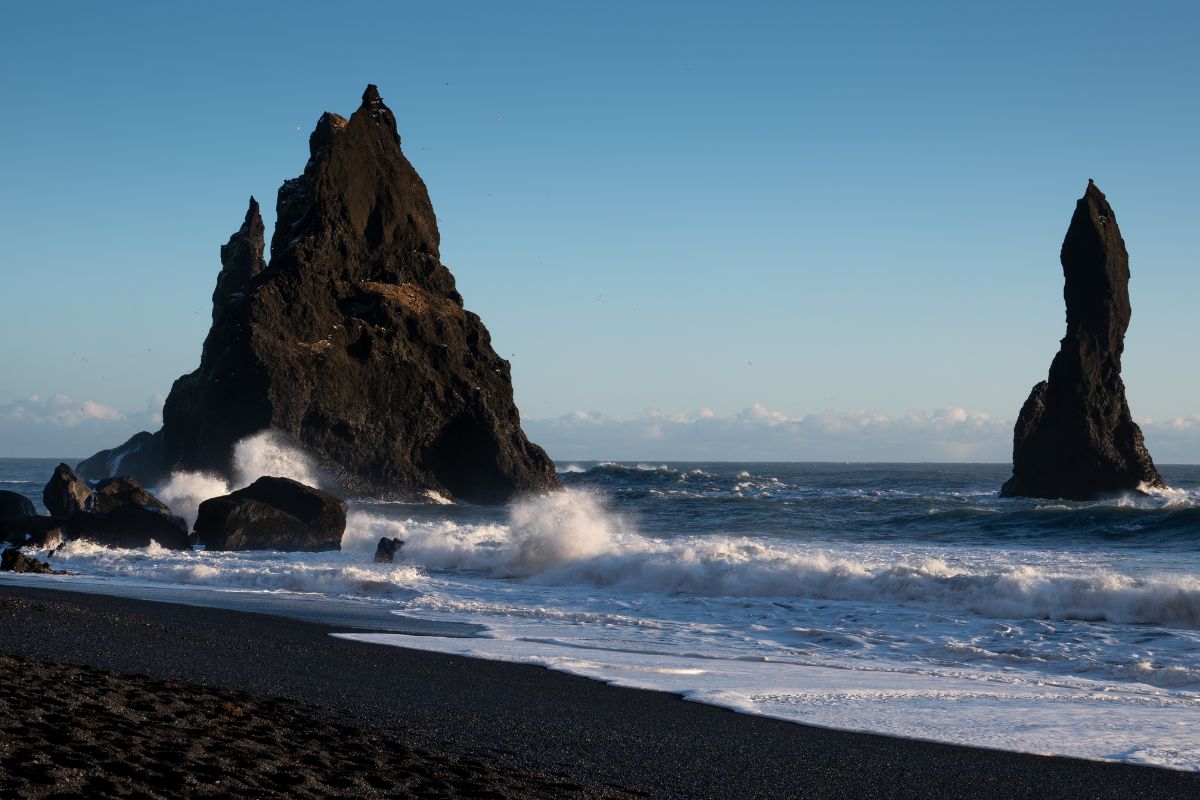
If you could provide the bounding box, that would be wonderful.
[1,1,1198,459]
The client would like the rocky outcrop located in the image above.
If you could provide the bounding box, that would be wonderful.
[1,548,61,575]
[373,537,404,563]
[0,516,63,549]
[65,504,190,551]
[43,464,94,518]
[1001,181,1163,500]
[39,464,189,550]
[80,85,558,503]
[76,431,167,488]
[194,477,346,552]
[0,491,35,520]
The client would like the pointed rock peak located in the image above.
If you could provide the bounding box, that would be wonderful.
[355,82,399,140]
[1082,179,1108,206]
[1001,183,1161,499]
[1067,179,1121,249]
[243,196,262,227]
[309,111,348,158]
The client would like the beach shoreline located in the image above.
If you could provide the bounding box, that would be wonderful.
[1,583,1197,799]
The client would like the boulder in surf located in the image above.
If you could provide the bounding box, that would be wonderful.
[194,476,346,552]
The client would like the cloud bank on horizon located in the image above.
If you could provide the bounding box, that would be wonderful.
[0,394,164,458]
[6,394,1200,464]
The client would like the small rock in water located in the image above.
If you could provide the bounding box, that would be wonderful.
[374,537,405,563]
[0,548,61,575]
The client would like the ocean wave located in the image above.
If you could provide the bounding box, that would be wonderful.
[343,490,1200,629]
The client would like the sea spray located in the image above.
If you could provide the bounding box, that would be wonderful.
[155,431,325,527]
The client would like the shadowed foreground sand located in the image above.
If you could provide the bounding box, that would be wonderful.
[0,654,627,799]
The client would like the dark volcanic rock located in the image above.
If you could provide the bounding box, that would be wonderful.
[43,464,94,518]
[0,516,63,549]
[81,85,559,503]
[0,548,61,575]
[91,477,171,516]
[1001,181,1163,500]
[0,491,35,520]
[40,464,188,550]
[64,505,190,551]
[194,477,346,552]
[374,537,404,563]
[76,430,166,486]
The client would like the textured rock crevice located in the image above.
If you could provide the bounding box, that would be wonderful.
[1001,181,1163,500]
[80,85,558,503]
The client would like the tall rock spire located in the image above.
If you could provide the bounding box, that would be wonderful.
[1001,181,1163,499]
[81,85,559,503]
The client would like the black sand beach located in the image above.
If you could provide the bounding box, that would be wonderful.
[1,584,1197,799]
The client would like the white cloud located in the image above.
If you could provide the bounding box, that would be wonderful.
[0,394,164,458]
[526,404,1015,462]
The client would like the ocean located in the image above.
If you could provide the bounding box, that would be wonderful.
[3,453,1199,770]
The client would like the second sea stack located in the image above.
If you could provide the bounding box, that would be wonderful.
[1000,180,1163,500]
[80,85,559,504]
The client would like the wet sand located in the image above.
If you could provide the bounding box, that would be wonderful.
[1,583,1197,799]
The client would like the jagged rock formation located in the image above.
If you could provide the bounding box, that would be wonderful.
[194,477,345,552]
[1001,181,1163,500]
[44,464,95,518]
[41,464,189,550]
[80,85,558,504]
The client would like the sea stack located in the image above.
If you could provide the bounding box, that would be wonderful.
[79,85,559,503]
[1000,180,1163,500]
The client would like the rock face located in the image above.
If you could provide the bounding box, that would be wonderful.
[40,464,189,550]
[0,516,63,549]
[0,491,35,520]
[194,477,346,552]
[76,431,167,490]
[65,504,190,551]
[43,464,95,518]
[80,85,558,504]
[1001,181,1163,500]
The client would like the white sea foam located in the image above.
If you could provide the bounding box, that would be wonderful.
[156,471,230,528]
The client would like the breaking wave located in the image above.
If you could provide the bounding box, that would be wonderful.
[343,490,1200,629]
